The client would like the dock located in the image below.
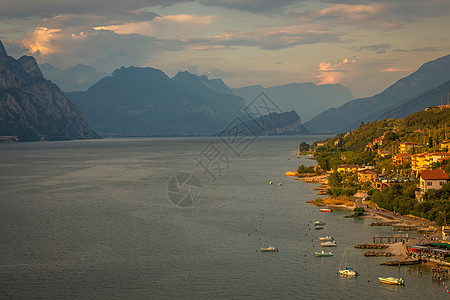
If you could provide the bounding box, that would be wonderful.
[381,260,421,266]
[355,243,388,249]
[392,225,417,231]
[373,234,409,243]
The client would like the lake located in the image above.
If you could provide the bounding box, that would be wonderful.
[0,136,447,299]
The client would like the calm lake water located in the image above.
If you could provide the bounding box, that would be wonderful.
[0,136,448,299]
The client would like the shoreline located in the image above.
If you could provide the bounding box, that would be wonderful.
[293,168,444,265]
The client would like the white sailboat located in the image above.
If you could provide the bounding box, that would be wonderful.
[338,247,358,276]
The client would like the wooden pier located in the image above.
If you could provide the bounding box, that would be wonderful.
[373,234,409,243]
[392,225,417,231]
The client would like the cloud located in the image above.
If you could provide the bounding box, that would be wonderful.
[183,25,341,50]
[357,44,390,54]
[393,46,447,53]
[14,28,184,72]
[316,58,356,84]
[199,0,301,13]
[0,1,189,19]
[294,0,450,30]
[381,67,411,72]
[93,14,215,38]
[20,27,61,55]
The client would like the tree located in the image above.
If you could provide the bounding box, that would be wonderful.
[384,131,399,142]
[328,171,343,188]
[353,207,365,217]
[299,141,310,152]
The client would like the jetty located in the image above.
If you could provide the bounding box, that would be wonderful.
[355,243,388,249]
[381,260,421,266]
[392,225,417,231]
[369,221,398,226]
[364,251,393,257]
[373,234,409,243]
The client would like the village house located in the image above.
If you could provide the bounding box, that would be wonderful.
[441,140,450,151]
[392,153,411,166]
[411,153,429,174]
[365,142,374,150]
[399,142,416,154]
[378,149,390,158]
[372,137,384,146]
[336,164,359,173]
[358,169,378,183]
[425,152,450,167]
[417,169,449,201]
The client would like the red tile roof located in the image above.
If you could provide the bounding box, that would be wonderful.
[420,169,449,180]
[358,169,378,174]
[338,164,359,168]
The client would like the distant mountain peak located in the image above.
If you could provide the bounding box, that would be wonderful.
[18,56,44,79]
[0,40,7,57]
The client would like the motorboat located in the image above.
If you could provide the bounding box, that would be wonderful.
[321,240,337,247]
[315,225,324,230]
[319,236,334,241]
[320,208,332,212]
[315,250,333,257]
[314,221,326,225]
[260,246,278,252]
[378,277,404,285]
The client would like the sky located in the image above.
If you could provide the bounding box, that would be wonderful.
[0,0,449,98]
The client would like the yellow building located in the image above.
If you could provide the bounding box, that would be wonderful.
[440,140,450,150]
[399,142,416,154]
[392,153,411,166]
[372,137,384,146]
[358,169,378,183]
[425,152,450,167]
[411,153,428,174]
[337,164,359,173]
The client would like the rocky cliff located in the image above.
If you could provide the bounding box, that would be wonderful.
[0,40,99,141]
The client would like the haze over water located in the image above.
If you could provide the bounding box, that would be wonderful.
[0,137,447,299]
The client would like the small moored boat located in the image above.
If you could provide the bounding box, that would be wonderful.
[314,221,326,225]
[320,208,332,212]
[321,240,337,247]
[378,277,404,285]
[339,247,358,276]
[319,236,334,241]
[260,246,278,252]
[315,250,333,257]
[315,225,324,230]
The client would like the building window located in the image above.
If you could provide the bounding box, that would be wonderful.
[440,182,444,186]
[427,182,432,186]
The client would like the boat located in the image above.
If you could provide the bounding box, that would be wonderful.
[321,240,337,247]
[260,246,278,252]
[314,221,326,225]
[315,250,333,257]
[320,208,332,212]
[319,236,334,241]
[315,225,324,230]
[338,247,358,276]
[378,277,404,285]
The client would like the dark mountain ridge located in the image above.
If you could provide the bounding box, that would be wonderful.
[67,67,246,136]
[377,80,450,120]
[0,40,98,141]
[304,54,450,133]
